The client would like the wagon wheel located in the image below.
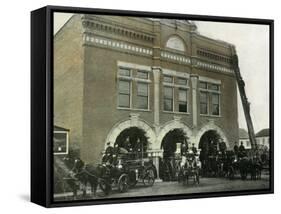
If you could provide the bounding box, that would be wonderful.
[118,174,129,193]
[185,173,189,185]
[177,169,183,183]
[195,170,200,184]
[99,179,111,195]
[143,168,155,187]
[128,170,138,187]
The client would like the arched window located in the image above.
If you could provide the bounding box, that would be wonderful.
[166,36,186,52]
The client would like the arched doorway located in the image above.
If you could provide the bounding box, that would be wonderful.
[105,118,156,149]
[198,130,227,177]
[115,127,148,158]
[159,128,189,181]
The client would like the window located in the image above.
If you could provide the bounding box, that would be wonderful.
[199,81,221,116]
[178,89,188,112]
[53,132,68,155]
[200,91,208,114]
[118,67,130,77]
[137,70,148,79]
[118,80,131,108]
[137,83,148,109]
[166,36,185,52]
[164,87,173,111]
[211,93,220,115]
[178,78,187,86]
[199,81,208,89]
[163,75,173,83]
[209,83,220,91]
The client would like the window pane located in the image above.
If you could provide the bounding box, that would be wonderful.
[209,84,220,91]
[178,78,187,85]
[54,132,67,153]
[164,87,173,98]
[118,68,130,76]
[199,81,207,89]
[200,92,208,114]
[163,75,173,83]
[200,92,208,103]
[137,71,148,79]
[179,102,187,112]
[137,96,148,109]
[212,104,219,115]
[179,89,187,102]
[164,99,173,111]
[212,93,219,105]
[119,80,130,94]
[200,103,208,114]
[118,94,130,107]
[137,83,148,96]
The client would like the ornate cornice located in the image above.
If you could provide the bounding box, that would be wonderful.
[81,15,155,43]
[83,33,234,75]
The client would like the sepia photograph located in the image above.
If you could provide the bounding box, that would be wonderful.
[52,11,272,203]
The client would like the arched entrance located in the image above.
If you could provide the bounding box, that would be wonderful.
[105,118,156,149]
[198,130,227,177]
[159,128,189,181]
[115,127,148,158]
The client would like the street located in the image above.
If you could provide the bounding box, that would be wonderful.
[54,174,270,201]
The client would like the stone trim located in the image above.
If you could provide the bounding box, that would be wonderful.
[195,59,234,74]
[84,34,153,56]
[162,68,190,79]
[84,34,234,75]
[161,51,191,64]
[117,61,152,72]
[105,118,156,150]
[194,122,229,148]
[199,76,222,85]
[154,120,193,150]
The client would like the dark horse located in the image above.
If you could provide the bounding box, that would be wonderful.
[69,157,111,197]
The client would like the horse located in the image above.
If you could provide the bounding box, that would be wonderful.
[178,154,200,185]
[72,158,111,197]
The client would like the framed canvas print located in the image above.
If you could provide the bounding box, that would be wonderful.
[31,5,274,207]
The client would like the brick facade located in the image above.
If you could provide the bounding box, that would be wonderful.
[54,15,239,169]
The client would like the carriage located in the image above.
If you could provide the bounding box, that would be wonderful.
[177,152,200,185]
[98,150,156,194]
[221,151,262,180]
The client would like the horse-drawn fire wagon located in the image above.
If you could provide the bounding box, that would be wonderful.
[177,151,200,185]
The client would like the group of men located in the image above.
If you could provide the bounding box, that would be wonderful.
[233,141,247,158]
[180,140,198,157]
[102,142,121,165]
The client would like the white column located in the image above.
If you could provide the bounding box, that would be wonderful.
[191,75,198,127]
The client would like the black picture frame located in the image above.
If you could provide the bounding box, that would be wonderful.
[31,5,274,208]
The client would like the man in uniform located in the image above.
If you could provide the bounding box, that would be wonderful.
[219,139,227,154]
[180,140,188,156]
[191,143,198,155]
[233,142,239,156]
[238,142,246,158]
[102,142,114,164]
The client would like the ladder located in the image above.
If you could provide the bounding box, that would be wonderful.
[231,46,258,154]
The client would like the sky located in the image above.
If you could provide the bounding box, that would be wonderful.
[54,13,270,133]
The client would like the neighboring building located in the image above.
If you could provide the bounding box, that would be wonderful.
[54,15,239,175]
[239,128,251,149]
[256,128,270,150]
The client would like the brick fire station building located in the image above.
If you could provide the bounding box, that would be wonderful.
[54,14,239,174]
